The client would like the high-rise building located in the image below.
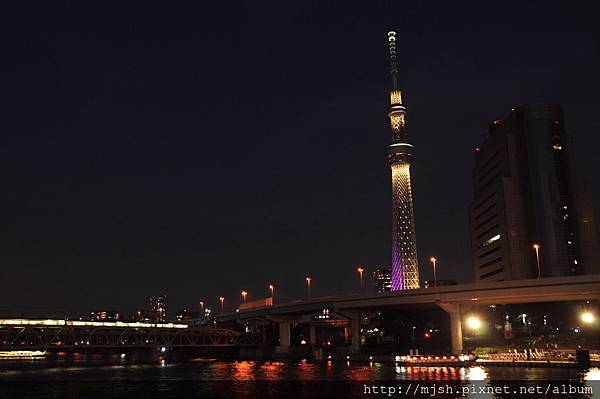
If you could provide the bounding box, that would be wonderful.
[372,269,392,293]
[149,295,167,323]
[470,104,600,282]
[89,310,121,321]
[386,31,420,290]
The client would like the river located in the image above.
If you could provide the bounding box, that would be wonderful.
[0,355,598,398]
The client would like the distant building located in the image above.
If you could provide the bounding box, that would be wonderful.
[149,295,167,322]
[469,104,600,282]
[423,279,457,289]
[90,310,121,321]
[129,309,147,322]
[175,308,200,322]
[372,269,392,293]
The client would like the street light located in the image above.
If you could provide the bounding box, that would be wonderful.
[199,301,204,314]
[219,297,224,313]
[269,284,274,303]
[357,267,364,291]
[533,244,541,278]
[429,257,437,288]
[521,313,531,338]
[306,276,312,299]
[466,316,482,331]
[581,312,595,324]
[241,291,247,303]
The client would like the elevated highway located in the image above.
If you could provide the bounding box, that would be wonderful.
[217,274,600,353]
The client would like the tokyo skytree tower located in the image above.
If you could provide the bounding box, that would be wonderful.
[386,31,420,290]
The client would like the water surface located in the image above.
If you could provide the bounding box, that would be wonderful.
[0,355,597,398]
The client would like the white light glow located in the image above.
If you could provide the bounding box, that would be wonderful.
[482,234,500,247]
[0,319,188,329]
[581,312,595,324]
[466,316,482,330]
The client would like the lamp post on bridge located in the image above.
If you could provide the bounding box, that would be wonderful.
[241,291,247,304]
[199,301,204,317]
[533,244,541,278]
[305,276,312,299]
[269,284,274,304]
[219,297,224,314]
[429,257,437,288]
[357,267,364,291]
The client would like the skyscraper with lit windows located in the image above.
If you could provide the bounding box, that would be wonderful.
[386,31,420,290]
[149,295,167,323]
[470,104,600,281]
[372,269,392,293]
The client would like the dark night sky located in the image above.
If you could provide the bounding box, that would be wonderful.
[1,1,599,316]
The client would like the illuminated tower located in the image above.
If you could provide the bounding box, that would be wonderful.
[386,31,420,290]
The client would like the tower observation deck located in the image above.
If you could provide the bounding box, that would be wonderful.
[386,31,420,290]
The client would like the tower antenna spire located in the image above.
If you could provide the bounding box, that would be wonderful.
[388,31,398,90]
[385,30,420,291]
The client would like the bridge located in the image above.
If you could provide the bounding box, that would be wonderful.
[216,274,600,354]
[0,319,261,351]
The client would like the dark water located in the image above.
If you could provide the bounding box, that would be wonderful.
[0,355,598,398]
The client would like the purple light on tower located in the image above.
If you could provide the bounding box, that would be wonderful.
[385,31,420,290]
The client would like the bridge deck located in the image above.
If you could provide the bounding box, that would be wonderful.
[217,274,600,321]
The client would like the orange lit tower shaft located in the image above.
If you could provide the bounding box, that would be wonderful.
[387,31,420,290]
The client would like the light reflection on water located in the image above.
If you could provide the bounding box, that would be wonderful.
[0,357,597,380]
[586,368,600,380]
[0,357,597,398]
[293,359,320,381]
[466,366,488,380]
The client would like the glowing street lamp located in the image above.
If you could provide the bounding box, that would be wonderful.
[466,316,482,331]
[241,291,247,303]
[219,297,224,313]
[269,284,274,302]
[520,313,532,338]
[533,244,541,278]
[581,312,595,324]
[429,257,437,288]
[306,277,312,299]
[199,301,204,314]
[357,267,364,291]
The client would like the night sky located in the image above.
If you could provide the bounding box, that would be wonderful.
[2,2,599,316]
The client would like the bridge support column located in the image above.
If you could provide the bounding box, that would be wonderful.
[309,325,317,346]
[276,322,291,353]
[268,315,302,354]
[449,310,463,354]
[349,312,361,354]
[438,303,463,354]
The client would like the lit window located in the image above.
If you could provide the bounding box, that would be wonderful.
[482,234,500,247]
